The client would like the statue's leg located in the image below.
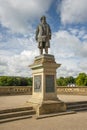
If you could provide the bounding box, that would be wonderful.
[45,47,48,54]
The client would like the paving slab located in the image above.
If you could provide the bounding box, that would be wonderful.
[0,111,87,130]
[0,95,87,110]
[0,95,87,130]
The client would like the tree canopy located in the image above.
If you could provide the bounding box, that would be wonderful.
[0,76,32,86]
[0,73,87,87]
[76,73,87,86]
[56,76,75,86]
[56,73,87,86]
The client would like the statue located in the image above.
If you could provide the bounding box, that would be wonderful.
[35,16,51,55]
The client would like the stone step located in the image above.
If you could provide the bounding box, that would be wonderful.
[66,101,87,105]
[0,106,33,114]
[67,107,87,112]
[66,101,87,112]
[67,103,87,109]
[36,111,76,119]
[68,107,87,112]
[0,115,32,124]
[0,110,36,119]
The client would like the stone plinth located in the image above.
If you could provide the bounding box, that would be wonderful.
[28,54,66,115]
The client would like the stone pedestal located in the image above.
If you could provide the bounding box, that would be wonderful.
[28,54,66,115]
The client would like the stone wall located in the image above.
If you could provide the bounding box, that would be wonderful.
[0,86,32,95]
[57,87,87,95]
[0,86,87,96]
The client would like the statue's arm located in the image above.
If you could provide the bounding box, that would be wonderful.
[35,26,39,41]
[48,24,51,39]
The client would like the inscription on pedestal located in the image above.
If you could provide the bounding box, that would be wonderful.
[34,75,41,92]
[46,75,54,93]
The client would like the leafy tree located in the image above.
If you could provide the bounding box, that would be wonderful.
[6,77,14,86]
[27,77,32,86]
[65,76,75,85]
[76,73,87,86]
[56,77,67,86]
[56,76,75,86]
[84,76,87,86]
[0,73,86,87]
[0,76,7,86]
[0,76,32,86]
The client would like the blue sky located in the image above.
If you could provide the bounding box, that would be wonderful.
[0,0,87,77]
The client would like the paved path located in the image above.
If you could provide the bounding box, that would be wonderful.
[58,95,87,102]
[0,95,87,130]
[0,111,87,130]
[0,95,87,110]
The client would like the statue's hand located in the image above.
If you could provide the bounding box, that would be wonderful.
[49,35,51,39]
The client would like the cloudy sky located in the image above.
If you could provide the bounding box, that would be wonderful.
[0,0,87,77]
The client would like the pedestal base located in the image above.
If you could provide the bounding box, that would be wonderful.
[28,99,66,116]
[37,101,66,115]
[28,54,66,115]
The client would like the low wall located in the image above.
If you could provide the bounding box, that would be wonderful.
[0,86,32,95]
[0,86,87,96]
[57,87,87,95]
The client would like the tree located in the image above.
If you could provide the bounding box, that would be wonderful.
[0,76,7,86]
[65,76,75,86]
[0,76,32,86]
[20,77,32,86]
[56,77,67,86]
[56,76,75,86]
[76,73,87,86]
[27,77,32,86]
[84,76,87,86]
[6,77,14,86]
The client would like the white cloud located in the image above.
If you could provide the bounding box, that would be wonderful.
[79,60,87,72]
[0,29,87,77]
[7,50,38,76]
[0,27,87,77]
[68,28,79,36]
[68,28,86,37]
[0,30,39,77]
[51,30,81,58]
[0,0,53,33]
[60,0,87,24]
[0,49,38,77]
[80,41,87,57]
[51,30,87,77]
[57,66,80,78]
[83,35,87,40]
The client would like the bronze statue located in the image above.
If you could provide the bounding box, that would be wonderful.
[35,16,51,55]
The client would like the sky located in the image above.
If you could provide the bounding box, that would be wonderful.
[0,0,87,78]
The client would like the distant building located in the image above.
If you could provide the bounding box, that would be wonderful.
[67,83,76,87]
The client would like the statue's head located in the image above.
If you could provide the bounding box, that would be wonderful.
[40,16,46,24]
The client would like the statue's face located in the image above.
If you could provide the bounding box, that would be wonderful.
[41,17,46,24]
